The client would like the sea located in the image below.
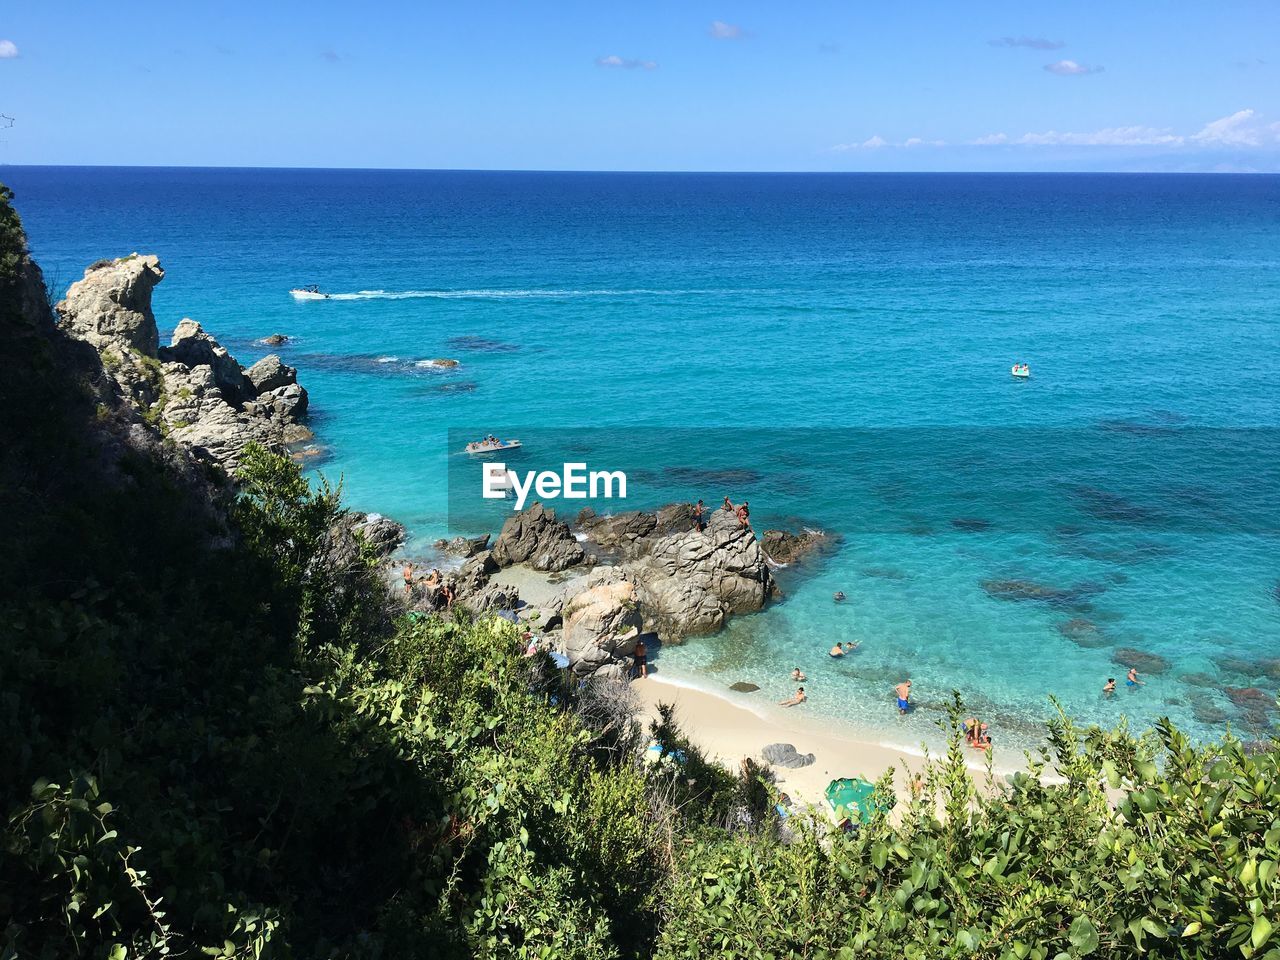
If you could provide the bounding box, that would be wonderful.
[7,165,1279,754]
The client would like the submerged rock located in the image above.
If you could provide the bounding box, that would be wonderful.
[729,681,760,693]
[1057,618,1109,648]
[1111,647,1170,675]
[951,517,992,533]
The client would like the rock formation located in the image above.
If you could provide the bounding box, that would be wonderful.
[759,527,830,565]
[560,578,643,680]
[625,507,772,640]
[57,256,311,472]
[491,502,586,572]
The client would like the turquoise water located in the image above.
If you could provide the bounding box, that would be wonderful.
[8,166,1279,750]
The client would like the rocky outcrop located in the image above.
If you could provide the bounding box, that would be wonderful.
[57,256,311,472]
[560,578,643,680]
[626,507,772,640]
[351,513,405,558]
[759,528,830,565]
[491,502,586,572]
[433,533,491,558]
[57,254,163,357]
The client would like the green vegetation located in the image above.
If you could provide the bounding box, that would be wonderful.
[1,182,1277,959]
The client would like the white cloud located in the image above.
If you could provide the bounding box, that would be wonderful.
[0,40,18,59]
[832,135,947,151]
[596,55,657,70]
[1014,125,1181,146]
[970,110,1280,149]
[990,36,1064,50]
[1044,59,1103,76]
[1190,109,1260,146]
[710,20,745,40]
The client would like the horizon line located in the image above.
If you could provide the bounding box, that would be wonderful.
[2,162,1276,177]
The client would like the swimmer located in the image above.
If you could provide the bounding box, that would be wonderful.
[1126,667,1144,688]
[833,591,846,602]
[1103,677,1116,695]
[829,643,845,658]
[791,666,806,682]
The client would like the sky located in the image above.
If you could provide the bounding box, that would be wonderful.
[2,1,1279,172]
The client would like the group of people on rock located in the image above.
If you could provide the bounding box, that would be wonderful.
[401,562,453,608]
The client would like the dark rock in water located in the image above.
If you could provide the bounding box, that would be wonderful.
[584,510,658,548]
[1107,571,1131,585]
[861,567,909,580]
[1221,657,1280,683]
[1068,484,1163,526]
[761,743,815,769]
[492,502,586,572]
[261,333,289,346]
[1112,647,1170,675]
[1225,686,1275,711]
[1057,618,1109,647]
[729,681,759,693]
[1274,580,1280,605]
[951,517,992,533]
[446,335,520,353]
[977,578,1100,609]
[1177,672,1220,689]
[663,465,762,487]
[1190,695,1230,725]
[760,527,829,565]
[428,381,478,394]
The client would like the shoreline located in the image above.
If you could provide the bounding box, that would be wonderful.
[631,668,1026,810]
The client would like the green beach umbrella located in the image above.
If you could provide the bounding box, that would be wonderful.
[825,777,880,824]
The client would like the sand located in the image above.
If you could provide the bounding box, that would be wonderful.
[631,672,1030,814]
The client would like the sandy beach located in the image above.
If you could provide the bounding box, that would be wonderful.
[630,671,1025,813]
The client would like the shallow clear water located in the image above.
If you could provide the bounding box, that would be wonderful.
[8,166,1279,750]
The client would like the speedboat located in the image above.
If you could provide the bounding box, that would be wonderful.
[290,285,330,301]
[465,438,522,454]
[1010,363,1031,379]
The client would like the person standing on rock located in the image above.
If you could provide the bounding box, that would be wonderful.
[736,501,751,529]
[402,562,415,597]
[633,637,648,679]
[694,499,706,531]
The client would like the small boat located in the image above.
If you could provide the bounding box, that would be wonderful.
[465,437,522,454]
[1010,363,1031,379]
[290,284,330,301]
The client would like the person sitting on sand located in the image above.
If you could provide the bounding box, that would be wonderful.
[633,638,648,679]
[829,643,845,658]
[791,666,806,682]
[1126,667,1144,688]
[895,679,912,714]
[1103,677,1116,695]
[779,686,806,707]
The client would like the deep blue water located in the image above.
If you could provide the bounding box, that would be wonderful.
[7,166,1279,751]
